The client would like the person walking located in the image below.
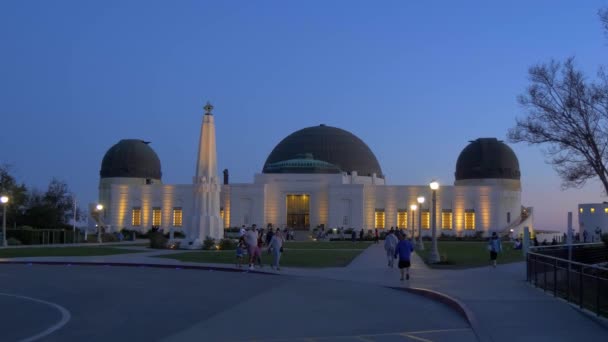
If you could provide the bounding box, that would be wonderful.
[394,233,414,281]
[245,228,259,270]
[267,229,284,270]
[384,230,398,267]
[488,232,502,268]
[359,229,364,241]
[351,229,356,242]
[374,228,379,244]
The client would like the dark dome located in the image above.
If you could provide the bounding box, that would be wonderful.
[455,138,520,181]
[263,125,383,177]
[100,139,162,179]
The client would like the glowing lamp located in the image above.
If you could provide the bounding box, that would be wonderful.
[429,181,439,190]
[410,204,417,211]
[0,196,8,204]
[417,196,425,204]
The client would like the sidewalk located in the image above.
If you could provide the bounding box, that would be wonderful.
[284,243,608,342]
[0,239,149,249]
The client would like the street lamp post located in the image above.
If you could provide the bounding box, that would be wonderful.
[417,196,425,250]
[410,204,417,243]
[96,204,103,244]
[429,181,440,263]
[1,195,8,247]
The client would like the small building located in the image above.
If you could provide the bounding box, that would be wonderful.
[578,203,608,242]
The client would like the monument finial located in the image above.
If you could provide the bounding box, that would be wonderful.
[204,101,214,115]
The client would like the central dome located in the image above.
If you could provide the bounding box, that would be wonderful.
[263,125,383,177]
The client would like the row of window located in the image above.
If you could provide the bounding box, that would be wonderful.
[131,207,183,227]
[374,209,476,230]
[580,207,608,214]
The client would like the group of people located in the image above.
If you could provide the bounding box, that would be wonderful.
[236,224,285,271]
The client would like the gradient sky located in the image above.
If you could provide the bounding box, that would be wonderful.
[1,0,607,231]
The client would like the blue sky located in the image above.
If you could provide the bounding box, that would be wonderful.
[1,0,607,230]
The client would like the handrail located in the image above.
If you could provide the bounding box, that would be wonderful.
[529,242,604,250]
[527,251,608,272]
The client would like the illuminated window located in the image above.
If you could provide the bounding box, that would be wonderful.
[131,207,141,227]
[421,209,430,229]
[590,207,595,214]
[375,209,385,229]
[605,208,608,214]
[579,208,583,213]
[397,210,408,228]
[441,209,452,229]
[172,207,182,227]
[465,210,475,230]
[152,207,162,227]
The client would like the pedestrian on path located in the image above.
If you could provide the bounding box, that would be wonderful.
[488,232,502,268]
[374,229,379,244]
[384,230,398,267]
[236,239,245,268]
[394,233,414,281]
[267,229,284,270]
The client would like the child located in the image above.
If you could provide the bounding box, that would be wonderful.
[236,240,245,268]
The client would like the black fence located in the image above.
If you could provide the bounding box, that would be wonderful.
[527,244,608,317]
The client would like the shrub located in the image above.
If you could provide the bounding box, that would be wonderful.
[102,233,118,242]
[7,237,22,246]
[219,238,237,250]
[149,231,168,249]
[202,236,216,250]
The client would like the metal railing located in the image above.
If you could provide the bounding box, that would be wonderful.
[527,244,608,317]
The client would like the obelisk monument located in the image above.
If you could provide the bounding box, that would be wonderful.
[184,102,224,248]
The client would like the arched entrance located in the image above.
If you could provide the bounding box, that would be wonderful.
[286,194,310,230]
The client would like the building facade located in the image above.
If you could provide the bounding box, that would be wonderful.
[95,109,534,238]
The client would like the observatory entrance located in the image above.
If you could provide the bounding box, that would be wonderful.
[286,194,310,230]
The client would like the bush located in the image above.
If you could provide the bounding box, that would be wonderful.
[163,231,185,239]
[202,236,216,250]
[7,237,22,246]
[102,233,118,242]
[149,231,168,249]
[219,238,237,250]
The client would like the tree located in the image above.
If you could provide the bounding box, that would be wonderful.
[0,164,28,226]
[508,11,608,193]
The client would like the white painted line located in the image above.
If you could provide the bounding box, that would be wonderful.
[0,292,71,342]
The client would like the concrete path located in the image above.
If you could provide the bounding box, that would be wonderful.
[281,243,608,342]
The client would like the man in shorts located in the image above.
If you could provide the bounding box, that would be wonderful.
[394,233,414,281]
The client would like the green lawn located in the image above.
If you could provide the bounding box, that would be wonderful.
[0,246,145,258]
[283,241,372,250]
[416,241,524,268]
[157,249,364,267]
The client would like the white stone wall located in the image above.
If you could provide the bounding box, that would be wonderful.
[100,174,526,238]
[578,203,608,241]
[106,183,193,233]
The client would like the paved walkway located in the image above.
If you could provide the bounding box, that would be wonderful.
[2,243,607,341]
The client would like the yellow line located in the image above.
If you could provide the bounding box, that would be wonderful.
[404,328,471,334]
[355,336,376,342]
[400,333,433,342]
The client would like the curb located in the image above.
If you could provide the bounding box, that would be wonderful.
[0,260,278,275]
[389,286,492,342]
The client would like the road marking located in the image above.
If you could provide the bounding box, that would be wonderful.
[355,336,376,342]
[0,292,71,342]
[400,334,433,342]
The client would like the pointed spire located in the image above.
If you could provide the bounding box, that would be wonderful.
[204,101,214,115]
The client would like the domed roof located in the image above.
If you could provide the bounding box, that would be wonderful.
[100,139,162,179]
[263,125,383,177]
[455,138,520,181]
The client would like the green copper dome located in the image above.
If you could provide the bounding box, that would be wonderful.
[264,153,341,174]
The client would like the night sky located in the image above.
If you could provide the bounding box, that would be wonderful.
[1,0,607,231]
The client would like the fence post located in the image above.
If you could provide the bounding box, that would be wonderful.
[580,267,584,309]
[544,259,547,292]
[554,258,558,297]
[566,261,570,302]
[597,273,601,316]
